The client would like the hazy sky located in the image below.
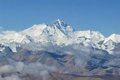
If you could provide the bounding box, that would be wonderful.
[0,0,120,36]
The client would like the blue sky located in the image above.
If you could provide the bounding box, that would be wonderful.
[0,0,120,36]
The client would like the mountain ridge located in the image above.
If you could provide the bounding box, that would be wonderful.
[0,19,119,54]
[0,20,120,80]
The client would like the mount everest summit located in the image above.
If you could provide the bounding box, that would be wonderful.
[0,19,120,80]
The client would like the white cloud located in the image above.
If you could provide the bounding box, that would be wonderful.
[0,62,56,80]
[0,75,21,80]
[0,65,15,74]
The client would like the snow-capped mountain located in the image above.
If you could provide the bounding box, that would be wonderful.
[102,34,120,54]
[0,19,119,54]
[0,19,120,80]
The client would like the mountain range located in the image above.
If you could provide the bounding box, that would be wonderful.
[0,19,120,80]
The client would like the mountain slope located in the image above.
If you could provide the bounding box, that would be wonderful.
[0,20,120,80]
[0,19,119,54]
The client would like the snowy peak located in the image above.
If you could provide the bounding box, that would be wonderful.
[0,20,120,54]
[21,24,47,37]
[53,19,68,28]
[22,19,72,37]
[20,21,68,44]
[0,31,30,44]
[52,19,73,34]
[73,30,105,43]
[104,34,120,43]
[102,34,120,54]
